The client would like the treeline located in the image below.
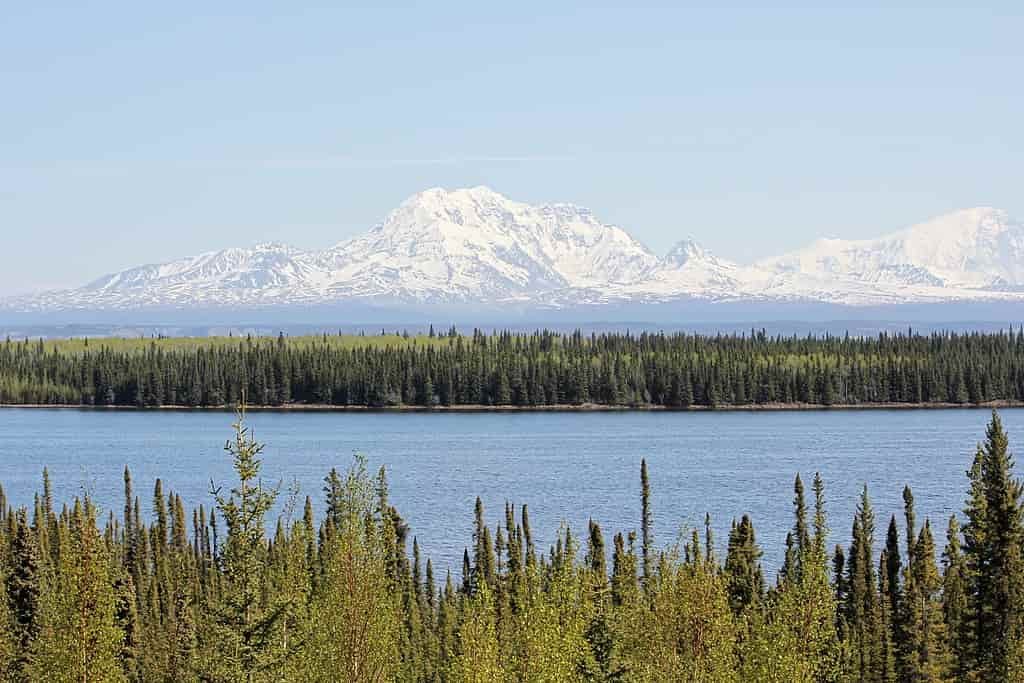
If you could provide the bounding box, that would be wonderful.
[1,412,1023,680]
[4,327,1024,408]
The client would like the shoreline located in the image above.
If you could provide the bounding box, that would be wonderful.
[1,400,1023,413]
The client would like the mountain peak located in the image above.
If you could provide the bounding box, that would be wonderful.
[322,186,659,300]
[664,238,711,266]
[402,185,509,208]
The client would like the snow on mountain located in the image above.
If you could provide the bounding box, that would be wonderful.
[663,238,714,267]
[759,208,1024,292]
[7,187,678,311]
[615,239,747,300]
[31,242,322,309]
[5,191,1024,314]
[311,186,662,301]
[83,242,313,293]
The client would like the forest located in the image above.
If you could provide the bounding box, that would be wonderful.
[4,327,1024,409]
[0,410,1022,681]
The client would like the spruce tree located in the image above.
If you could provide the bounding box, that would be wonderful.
[846,485,881,681]
[883,514,905,676]
[586,519,608,586]
[962,410,1024,680]
[876,551,898,682]
[793,474,810,573]
[883,516,901,620]
[833,544,848,632]
[201,411,286,680]
[779,471,841,680]
[942,515,969,679]
[113,572,141,681]
[640,459,652,590]
[723,515,763,614]
[0,568,15,680]
[472,497,496,592]
[903,485,917,561]
[904,520,951,681]
[6,509,39,675]
[610,532,638,607]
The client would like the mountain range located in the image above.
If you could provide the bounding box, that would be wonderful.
[6,186,1024,318]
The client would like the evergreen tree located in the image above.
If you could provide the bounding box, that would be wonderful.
[793,474,810,572]
[846,485,881,681]
[6,509,39,675]
[961,411,1024,680]
[724,515,764,614]
[941,515,969,680]
[200,411,286,681]
[0,567,16,681]
[883,516,901,616]
[472,497,496,592]
[903,521,951,681]
[903,485,917,562]
[113,573,141,681]
[774,471,841,681]
[876,551,898,682]
[640,459,652,590]
[610,532,638,607]
[586,519,608,585]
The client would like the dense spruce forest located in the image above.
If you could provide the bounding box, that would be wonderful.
[4,327,1024,409]
[1,410,1023,681]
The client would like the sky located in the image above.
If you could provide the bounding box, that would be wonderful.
[2,2,1023,296]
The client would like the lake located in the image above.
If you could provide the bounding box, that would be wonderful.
[0,407,1012,577]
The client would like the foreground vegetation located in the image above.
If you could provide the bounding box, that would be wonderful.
[1,410,1023,681]
[4,327,1024,409]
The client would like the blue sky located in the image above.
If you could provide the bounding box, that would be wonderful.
[2,2,1022,295]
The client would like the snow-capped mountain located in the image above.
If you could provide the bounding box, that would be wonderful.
[310,186,662,301]
[82,242,316,295]
[750,207,1024,305]
[5,188,1024,316]
[618,239,747,301]
[759,208,1024,289]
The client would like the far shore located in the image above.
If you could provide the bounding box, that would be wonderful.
[2,400,1023,413]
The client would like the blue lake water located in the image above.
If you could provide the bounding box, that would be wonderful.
[0,408,1014,577]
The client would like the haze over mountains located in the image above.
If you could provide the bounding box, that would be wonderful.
[6,187,1024,321]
